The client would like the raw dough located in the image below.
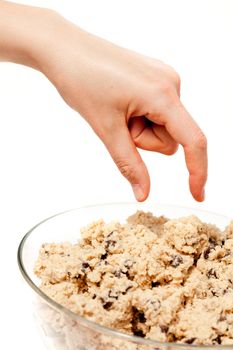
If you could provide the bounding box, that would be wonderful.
[34,211,233,345]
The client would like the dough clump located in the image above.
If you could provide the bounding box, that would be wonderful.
[34,212,233,345]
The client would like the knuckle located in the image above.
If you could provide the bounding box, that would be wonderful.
[171,70,181,88]
[165,66,181,95]
[193,130,208,150]
[163,63,181,85]
[156,81,177,105]
[158,81,173,95]
[115,158,135,181]
[173,72,181,95]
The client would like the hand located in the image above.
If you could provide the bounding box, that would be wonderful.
[41,15,207,202]
[0,3,207,202]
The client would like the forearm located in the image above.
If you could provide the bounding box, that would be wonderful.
[0,1,207,202]
[0,1,58,71]
[0,0,89,87]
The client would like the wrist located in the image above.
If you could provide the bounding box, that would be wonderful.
[35,13,89,93]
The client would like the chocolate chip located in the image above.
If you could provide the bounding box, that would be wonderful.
[193,254,201,266]
[160,325,169,333]
[92,294,96,299]
[218,313,226,322]
[133,329,145,338]
[82,262,90,269]
[211,290,218,296]
[100,253,108,260]
[185,338,196,344]
[108,290,119,300]
[203,247,211,259]
[81,262,90,273]
[102,301,113,310]
[132,307,146,323]
[123,270,132,279]
[171,255,183,267]
[122,286,132,295]
[213,335,222,344]
[224,250,231,257]
[106,231,114,238]
[151,281,160,288]
[209,237,217,245]
[204,243,216,259]
[138,312,146,323]
[114,270,122,278]
[206,268,218,279]
[105,240,117,249]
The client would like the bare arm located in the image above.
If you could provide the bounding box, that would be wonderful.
[0,1,207,201]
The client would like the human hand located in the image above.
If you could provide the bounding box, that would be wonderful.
[0,3,207,202]
[41,14,207,202]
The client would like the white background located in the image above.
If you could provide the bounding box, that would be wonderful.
[0,0,233,348]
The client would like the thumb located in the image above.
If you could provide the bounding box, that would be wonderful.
[102,123,150,202]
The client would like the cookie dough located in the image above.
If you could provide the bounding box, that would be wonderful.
[34,211,233,345]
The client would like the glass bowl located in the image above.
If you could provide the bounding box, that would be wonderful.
[17,202,232,350]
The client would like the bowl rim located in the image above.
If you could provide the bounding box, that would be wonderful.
[17,201,233,349]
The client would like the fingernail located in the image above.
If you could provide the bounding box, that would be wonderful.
[132,184,144,202]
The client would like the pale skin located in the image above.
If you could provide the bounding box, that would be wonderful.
[0,1,207,202]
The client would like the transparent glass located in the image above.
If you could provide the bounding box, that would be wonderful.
[17,202,233,350]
